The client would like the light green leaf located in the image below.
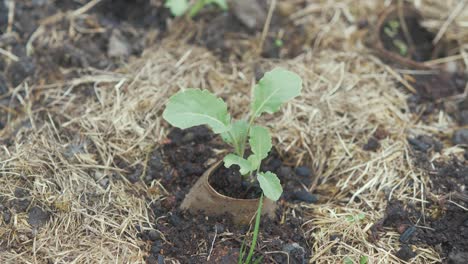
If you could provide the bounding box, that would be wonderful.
[247,126,272,170]
[224,154,252,175]
[163,89,230,133]
[257,171,282,201]
[252,68,302,117]
[221,120,248,154]
[164,0,190,16]
[360,256,368,264]
[247,155,261,172]
[249,126,271,159]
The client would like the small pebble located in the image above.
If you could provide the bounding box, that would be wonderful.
[363,137,380,151]
[99,178,109,188]
[291,190,318,203]
[395,245,415,261]
[408,137,431,152]
[147,230,161,241]
[27,206,50,228]
[158,255,165,264]
[452,129,468,145]
[150,240,161,254]
[282,243,306,264]
[278,166,293,179]
[295,166,311,177]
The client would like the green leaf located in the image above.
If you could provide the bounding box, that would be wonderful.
[249,126,271,159]
[247,125,272,170]
[224,154,252,175]
[163,89,230,134]
[221,120,248,154]
[164,0,190,16]
[343,257,353,264]
[252,68,302,117]
[360,256,368,264]
[257,171,282,201]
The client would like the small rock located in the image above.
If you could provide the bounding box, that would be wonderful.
[267,158,282,171]
[231,0,266,30]
[291,190,318,203]
[408,135,442,152]
[150,240,162,254]
[27,206,50,228]
[395,244,415,261]
[148,230,161,241]
[295,166,311,177]
[158,255,165,264]
[6,57,36,86]
[99,177,109,188]
[108,29,130,58]
[452,129,468,145]
[278,166,293,179]
[282,243,306,264]
[363,137,380,151]
[448,250,468,264]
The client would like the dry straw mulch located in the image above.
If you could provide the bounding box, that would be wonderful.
[1,0,467,263]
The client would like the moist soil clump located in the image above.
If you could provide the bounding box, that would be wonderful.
[376,153,468,262]
[137,126,314,262]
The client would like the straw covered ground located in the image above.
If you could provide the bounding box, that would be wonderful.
[0,0,467,263]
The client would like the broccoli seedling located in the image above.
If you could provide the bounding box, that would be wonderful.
[163,68,302,201]
[164,0,227,18]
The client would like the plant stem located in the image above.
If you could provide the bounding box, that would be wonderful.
[244,193,263,264]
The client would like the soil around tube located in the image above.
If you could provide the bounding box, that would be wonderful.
[136,126,314,262]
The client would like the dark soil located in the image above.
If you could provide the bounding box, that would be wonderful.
[376,5,467,102]
[189,3,310,60]
[379,12,441,62]
[0,0,170,135]
[132,126,315,263]
[374,152,468,263]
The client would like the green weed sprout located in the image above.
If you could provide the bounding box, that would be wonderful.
[163,68,302,202]
[164,0,228,18]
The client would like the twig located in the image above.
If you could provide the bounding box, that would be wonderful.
[7,0,14,34]
[387,66,417,94]
[0,47,19,61]
[397,0,415,57]
[257,0,277,56]
[206,225,218,261]
[433,0,467,45]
